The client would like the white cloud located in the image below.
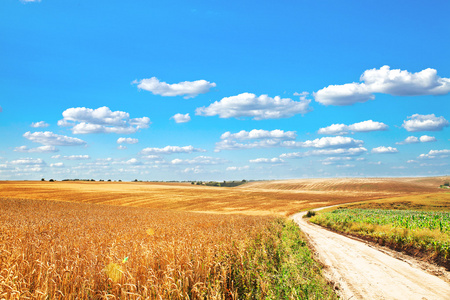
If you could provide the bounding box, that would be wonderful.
[215,135,362,152]
[61,155,90,160]
[226,166,250,171]
[314,83,374,106]
[280,147,367,159]
[371,146,398,154]
[171,113,191,123]
[348,120,388,132]
[249,158,284,164]
[133,77,216,99]
[140,145,206,155]
[117,145,127,150]
[318,120,388,135]
[117,137,139,144]
[196,92,311,120]
[299,136,363,149]
[14,145,58,153]
[31,121,49,128]
[58,106,151,134]
[215,139,281,151]
[397,135,437,145]
[170,156,227,165]
[396,136,420,145]
[314,66,450,105]
[419,135,437,143]
[9,158,45,165]
[23,131,86,146]
[50,162,64,168]
[221,129,296,140]
[317,124,349,135]
[321,157,354,165]
[419,149,450,159]
[402,114,449,132]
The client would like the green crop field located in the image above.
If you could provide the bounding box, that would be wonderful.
[310,208,450,266]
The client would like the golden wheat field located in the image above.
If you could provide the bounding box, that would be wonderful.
[0,198,278,299]
[0,177,448,299]
[0,176,447,216]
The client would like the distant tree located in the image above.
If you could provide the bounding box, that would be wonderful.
[49,179,54,182]
[108,179,112,182]
[41,178,45,181]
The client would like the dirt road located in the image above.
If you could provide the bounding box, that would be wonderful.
[292,211,450,300]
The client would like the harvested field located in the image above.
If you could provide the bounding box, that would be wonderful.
[0,177,448,216]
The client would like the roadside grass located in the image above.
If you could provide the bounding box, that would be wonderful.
[310,207,450,268]
[0,198,336,299]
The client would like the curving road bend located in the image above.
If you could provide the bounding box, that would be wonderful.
[292,211,450,300]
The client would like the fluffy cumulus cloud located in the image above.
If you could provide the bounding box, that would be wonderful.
[133,77,216,99]
[419,135,437,142]
[50,162,64,168]
[58,106,151,134]
[401,114,449,132]
[371,146,398,154]
[31,121,49,128]
[60,155,90,160]
[170,156,227,165]
[299,136,363,149]
[314,66,450,105]
[9,158,45,165]
[226,166,250,171]
[396,135,437,145]
[196,92,311,120]
[249,158,284,164]
[23,131,86,146]
[140,145,206,155]
[14,145,58,153]
[171,113,191,123]
[216,134,363,152]
[221,129,296,140]
[280,147,367,159]
[419,149,450,159]
[117,137,139,144]
[321,157,355,165]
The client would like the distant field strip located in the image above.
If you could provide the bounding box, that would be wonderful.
[0,178,447,216]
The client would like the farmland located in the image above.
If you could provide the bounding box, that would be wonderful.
[0,177,448,298]
[0,176,447,216]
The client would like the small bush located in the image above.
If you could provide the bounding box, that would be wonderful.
[306,210,317,218]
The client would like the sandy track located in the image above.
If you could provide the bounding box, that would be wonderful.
[292,211,450,300]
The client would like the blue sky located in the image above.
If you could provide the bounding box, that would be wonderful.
[1,0,449,181]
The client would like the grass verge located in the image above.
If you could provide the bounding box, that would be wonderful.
[228,218,337,299]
